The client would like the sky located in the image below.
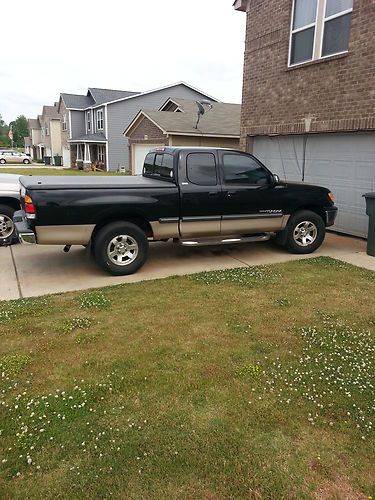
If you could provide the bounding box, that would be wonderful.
[0,0,246,124]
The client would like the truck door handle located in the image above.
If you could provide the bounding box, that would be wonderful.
[208,191,220,197]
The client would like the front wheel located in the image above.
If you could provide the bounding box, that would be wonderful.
[0,159,6,165]
[93,221,149,276]
[23,158,31,164]
[283,210,325,254]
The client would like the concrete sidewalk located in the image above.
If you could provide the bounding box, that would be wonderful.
[0,232,373,301]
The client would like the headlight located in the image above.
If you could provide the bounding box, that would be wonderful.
[328,192,335,203]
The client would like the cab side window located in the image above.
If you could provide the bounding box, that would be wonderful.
[222,154,270,186]
[186,153,217,186]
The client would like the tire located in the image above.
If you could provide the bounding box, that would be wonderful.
[0,159,6,164]
[0,204,17,246]
[283,210,325,254]
[23,158,31,164]
[93,221,149,276]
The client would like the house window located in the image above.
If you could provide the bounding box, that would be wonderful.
[322,0,353,57]
[98,145,105,163]
[45,123,49,136]
[62,114,67,131]
[289,0,353,66]
[87,111,91,132]
[96,109,104,130]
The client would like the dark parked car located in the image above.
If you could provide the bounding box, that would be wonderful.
[14,147,337,274]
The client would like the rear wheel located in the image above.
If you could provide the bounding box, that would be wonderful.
[283,210,325,254]
[93,221,149,275]
[0,204,16,246]
[23,158,31,164]
[0,159,6,165]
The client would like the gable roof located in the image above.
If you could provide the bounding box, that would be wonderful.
[28,118,41,130]
[60,82,220,111]
[42,105,60,119]
[88,88,140,105]
[125,99,241,138]
[60,93,95,110]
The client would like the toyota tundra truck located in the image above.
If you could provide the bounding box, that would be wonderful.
[14,147,337,275]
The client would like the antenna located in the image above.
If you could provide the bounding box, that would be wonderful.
[195,100,213,129]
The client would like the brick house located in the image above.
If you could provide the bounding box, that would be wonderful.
[234,0,375,237]
[125,98,240,174]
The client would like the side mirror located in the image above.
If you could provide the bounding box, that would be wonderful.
[272,174,280,185]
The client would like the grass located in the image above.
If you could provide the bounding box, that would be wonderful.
[0,168,125,176]
[0,257,374,499]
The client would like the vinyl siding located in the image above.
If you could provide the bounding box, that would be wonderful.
[70,111,86,139]
[106,84,215,171]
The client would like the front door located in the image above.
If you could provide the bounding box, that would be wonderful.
[179,150,223,238]
[218,151,287,235]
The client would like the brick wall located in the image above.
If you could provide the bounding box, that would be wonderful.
[127,117,169,173]
[240,0,375,147]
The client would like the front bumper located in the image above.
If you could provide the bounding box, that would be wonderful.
[13,210,36,244]
[325,207,338,227]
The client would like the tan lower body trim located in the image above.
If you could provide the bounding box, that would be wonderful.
[150,221,179,240]
[36,225,95,245]
[180,220,220,238]
[221,215,289,235]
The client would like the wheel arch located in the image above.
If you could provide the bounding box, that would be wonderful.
[0,197,21,211]
[91,215,153,243]
[293,205,326,224]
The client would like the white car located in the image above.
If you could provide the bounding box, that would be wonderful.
[0,150,31,164]
[0,173,21,245]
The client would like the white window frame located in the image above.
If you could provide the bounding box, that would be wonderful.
[96,109,104,131]
[62,114,67,131]
[87,111,91,133]
[288,0,353,67]
[320,0,353,60]
[288,0,318,67]
[97,145,105,163]
[45,123,49,136]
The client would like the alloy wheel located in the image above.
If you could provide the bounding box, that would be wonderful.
[107,234,139,266]
[293,221,318,247]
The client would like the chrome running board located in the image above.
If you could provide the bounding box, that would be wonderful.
[179,233,271,247]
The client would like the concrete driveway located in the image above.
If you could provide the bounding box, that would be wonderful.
[0,232,373,300]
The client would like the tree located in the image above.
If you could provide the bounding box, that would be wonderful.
[0,114,10,148]
[8,115,29,148]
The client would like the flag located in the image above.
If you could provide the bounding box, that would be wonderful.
[8,130,13,141]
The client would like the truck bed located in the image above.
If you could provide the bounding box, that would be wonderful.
[19,175,175,190]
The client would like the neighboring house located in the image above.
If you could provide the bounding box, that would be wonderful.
[24,117,42,160]
[234,0,375,237]
[39,104,62,162]
[124,98,241,174]
[58,82,218,171]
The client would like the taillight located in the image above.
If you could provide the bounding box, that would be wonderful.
[24,195,36,218]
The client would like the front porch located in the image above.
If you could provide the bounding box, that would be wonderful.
[70,141,107,171]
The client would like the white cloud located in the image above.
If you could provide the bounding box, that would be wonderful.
[0,0,246,123]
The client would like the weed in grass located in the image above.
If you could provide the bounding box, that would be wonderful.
[274,297,291,307]
[227,323,252,336]
[76,332,104,346]
[62,317,93,334]
[262,319,375,438]
[235,363,261,378]
[0,354,31,377]
[193,265,279,287]
[299,256,351,269]
[79,291,110,310]
[0,297,49,323]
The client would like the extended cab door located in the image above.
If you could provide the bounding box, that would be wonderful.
[178,150,223,238]
[218,151,288,235]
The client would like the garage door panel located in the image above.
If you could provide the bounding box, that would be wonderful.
[254,133,375,237]
[134,144,164,175]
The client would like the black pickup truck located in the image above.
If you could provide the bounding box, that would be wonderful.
[15,147,337,275]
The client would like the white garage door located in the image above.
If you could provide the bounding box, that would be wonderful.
[62,147,70,167]
[134,144,164,175]
[253,133,375,238]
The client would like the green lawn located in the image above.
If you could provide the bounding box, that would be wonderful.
[0,168,125,176]
[0,257,374,499]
